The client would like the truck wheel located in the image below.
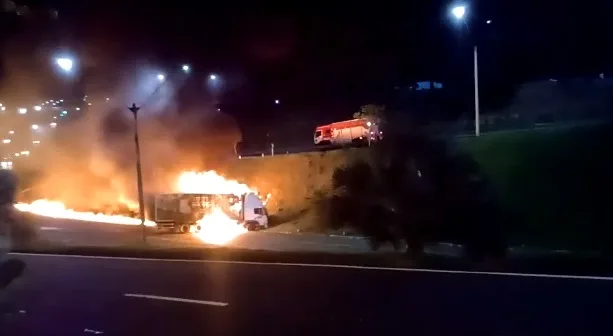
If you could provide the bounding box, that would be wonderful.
[179,224,190,234]
[246,222,258,231]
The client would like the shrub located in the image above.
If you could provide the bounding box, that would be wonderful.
[324,133,507,260]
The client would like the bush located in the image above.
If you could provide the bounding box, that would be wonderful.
[321,133,507,260]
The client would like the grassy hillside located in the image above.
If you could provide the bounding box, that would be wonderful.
[222,123,613,250]
[458,123,613,249]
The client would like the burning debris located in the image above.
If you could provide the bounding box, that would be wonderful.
[13,171,270,245]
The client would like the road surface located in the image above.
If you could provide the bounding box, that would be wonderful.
[0,253,611,335]
[31,216,386,253]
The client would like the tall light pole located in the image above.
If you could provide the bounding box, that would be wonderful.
[128,103,147,243]
[451,5,480,137]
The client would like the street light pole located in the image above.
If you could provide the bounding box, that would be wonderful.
[451,5,481,137]
[473,45,480,137]
[129,103,146,243]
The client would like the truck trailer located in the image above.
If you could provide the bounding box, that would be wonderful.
[146,192,268,233]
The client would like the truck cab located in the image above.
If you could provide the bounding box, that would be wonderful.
[314,125,332,145]
[240,192,268,231]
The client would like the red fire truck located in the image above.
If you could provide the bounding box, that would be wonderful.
[313,119,382,146]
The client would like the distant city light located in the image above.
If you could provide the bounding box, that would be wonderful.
[2,139,10,144]
[486,19,492,24]
[32,140,40,144]
[75,107,81,111]
[20,151,30,156]
[34,105,42,111]
[105,97,110,101]
[50,122,57,128]
[157,73,165,82]
[18,108,27,114]
[31,124,39,130]
[87,102,92,106]
[209,74,217,80]
[182,64,190,73]
[8,131,14,135]
[0,107,5,111]
[274,99,280,104]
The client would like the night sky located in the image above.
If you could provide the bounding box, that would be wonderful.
[2,0,613,125]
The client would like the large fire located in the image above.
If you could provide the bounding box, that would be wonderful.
[14,170,262,245]
[13,199,156,226]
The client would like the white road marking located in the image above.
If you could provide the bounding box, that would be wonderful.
[39,227,63,231]
[124,293,228,307]
[10,252,613,281]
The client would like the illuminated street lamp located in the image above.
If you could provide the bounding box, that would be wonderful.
[31,124,39,130]
[17,108,27,114]
[451,5,466,19]
[55,57,74,72]
[128,103,147,243]
[274,99,280,105]
[450,4,481,137]
[34,105,42,111]
[1,107,5,111]
[2,139,10,144]
[182,64,190,73]
[209,74,217,80]
[157,73,165,82]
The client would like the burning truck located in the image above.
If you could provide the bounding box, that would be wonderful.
[147,192,268,233]
[14,171,270,245]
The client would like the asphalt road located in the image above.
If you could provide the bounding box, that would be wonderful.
[30,216,384,253]
[0,253,611,335]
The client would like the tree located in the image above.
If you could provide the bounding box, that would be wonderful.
[353,104,386,123]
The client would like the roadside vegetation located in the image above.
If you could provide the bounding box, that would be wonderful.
[231,121,613,259]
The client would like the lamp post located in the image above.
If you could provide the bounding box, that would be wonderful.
[451,5,480,137]
[128,103,147,243]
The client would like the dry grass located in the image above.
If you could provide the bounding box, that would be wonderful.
[219,148,373,231]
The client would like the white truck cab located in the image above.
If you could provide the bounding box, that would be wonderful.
[240,192,268,231]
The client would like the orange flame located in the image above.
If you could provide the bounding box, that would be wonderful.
[14,199,155,226]
[13,171,267,246]
[190,207,248,245]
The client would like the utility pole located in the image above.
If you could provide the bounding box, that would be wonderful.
[473,45,480,137]
[128,103,146,243]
